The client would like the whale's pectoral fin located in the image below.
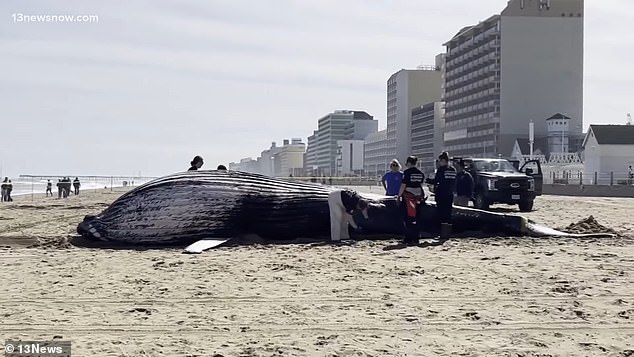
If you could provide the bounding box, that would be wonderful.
[183,238,231,254]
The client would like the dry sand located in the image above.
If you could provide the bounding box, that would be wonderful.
[0,188,633,356]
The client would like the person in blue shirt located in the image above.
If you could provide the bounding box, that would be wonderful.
[381,160,403,196]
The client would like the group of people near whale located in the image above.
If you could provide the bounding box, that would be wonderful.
[330,151,469,246]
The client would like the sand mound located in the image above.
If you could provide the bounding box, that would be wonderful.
[561,216,620,236]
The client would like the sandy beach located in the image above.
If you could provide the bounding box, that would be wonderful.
[1,188,633,356]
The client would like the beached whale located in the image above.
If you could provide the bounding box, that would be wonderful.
[76,170,611,253]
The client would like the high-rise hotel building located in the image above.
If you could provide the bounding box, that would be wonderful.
[443,0,583,157]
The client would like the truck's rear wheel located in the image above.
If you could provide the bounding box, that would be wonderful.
[519,200,534,212]
[474,193,490,210]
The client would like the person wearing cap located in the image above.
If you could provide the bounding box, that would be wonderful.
[425,151,456,240]
[382,159,404,196]
[454,160,474,207]
[398,156,426,245]
[327,189,369,242]
[188,156,204,171]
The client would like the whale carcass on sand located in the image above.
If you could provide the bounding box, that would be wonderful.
[76,170,614,253]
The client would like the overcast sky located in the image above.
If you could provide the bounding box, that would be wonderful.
[1,0,631,177]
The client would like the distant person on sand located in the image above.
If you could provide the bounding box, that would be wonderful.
[217,165,227,171]
[46,180,53,197]
[1,177,8,202]
[629,165,633,179]
[188,156,204,171]
[73,177,81,195]
[5,180,13,202]
[57,179,62,198]
[62,177,71,198]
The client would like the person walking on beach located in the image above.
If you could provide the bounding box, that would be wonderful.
[382,159,404,196]
[327,189,369,242]
[398,156,426,246]
[46,180,53,197]
[1,178,8,202]
[188,156,204,171]
[454,160,474,207]
[425,152,456,241]
[5,180,13,202]
[73,177,81,195]
[62,177,71,198]
[57,179,62,199]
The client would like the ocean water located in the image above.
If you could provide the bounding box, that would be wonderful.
[2,178,152,197]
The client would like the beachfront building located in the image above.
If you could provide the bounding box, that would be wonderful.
[305,110,377,176]
[335,140,365,176]
[582,125,634,185]
[410,102,445,175]
[387,66,442,164]
[228,158,259,172]
[274,138,305,177]
[442,0,583,158]
[363,130,389,178]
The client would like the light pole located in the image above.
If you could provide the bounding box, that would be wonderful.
[529,120,534,160]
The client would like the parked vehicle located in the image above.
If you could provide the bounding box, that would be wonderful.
[427,157,543,212]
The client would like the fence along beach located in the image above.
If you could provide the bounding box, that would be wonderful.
[12,175,157,197]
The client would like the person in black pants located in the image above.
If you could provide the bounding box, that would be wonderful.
[426,152,456,240]
[454,160,474,207]
[398,156,426,245]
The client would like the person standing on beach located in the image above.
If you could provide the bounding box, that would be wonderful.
[46,180,53,197]
[1,178,8,202]
[57,179,62,199]
[382,159,404,196]
[188,156,204,171]
[454,160,474,207]
[425,152,456,241]
[73,177,81,195]
[398,156,426,246]
[6,180,13,202]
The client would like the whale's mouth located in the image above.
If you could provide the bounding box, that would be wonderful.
[77,215,108,241]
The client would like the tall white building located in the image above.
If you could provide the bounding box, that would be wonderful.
[387,68,442,164]
[305,110,378,176]
[443,0,584,157]
[410,102,446,174]
[274,138,305,177]
[364,130,389,178]
[336,140,365,176]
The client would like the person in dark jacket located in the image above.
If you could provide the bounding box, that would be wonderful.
[454,160,474,207]
[425,152,456,240]
[327,189,369,242]
[73,177,81,195]
[6,180,13,202]
[0,177,7,202]
[46,180,53,197]
[398,156,426,245]
[188,156,204,171]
